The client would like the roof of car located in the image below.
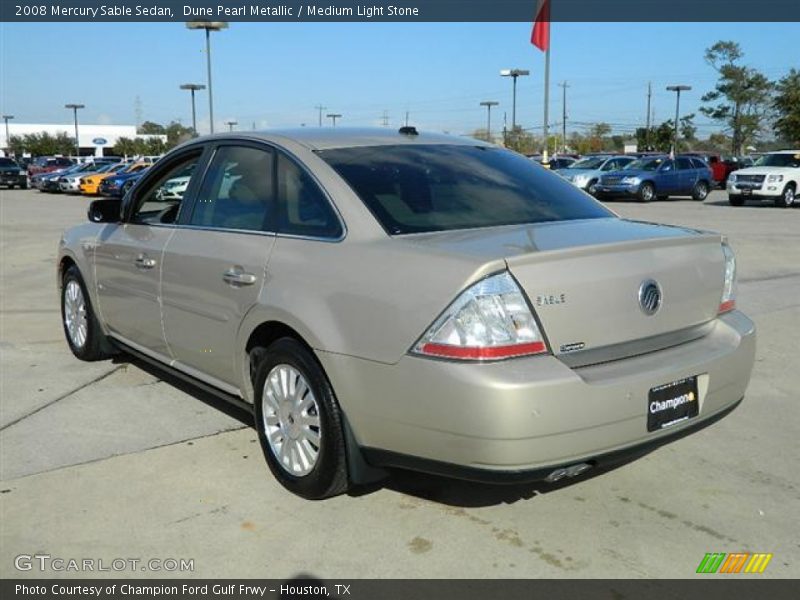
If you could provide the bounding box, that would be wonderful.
[200,127,492,151]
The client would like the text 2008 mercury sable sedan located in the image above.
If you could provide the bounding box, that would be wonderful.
[58,128,756,499]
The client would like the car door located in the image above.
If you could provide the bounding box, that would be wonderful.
[93,148,205,357]
[676,157,698,193]
[160,142,277,389]
[656,159,680,193]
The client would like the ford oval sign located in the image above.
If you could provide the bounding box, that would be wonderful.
[92,137,108,146]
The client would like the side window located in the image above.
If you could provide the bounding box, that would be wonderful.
[660,160,674,172]
[276,153,342,238]
[188,145,274,232]
[130,152,201,225]
[676,158,693,170]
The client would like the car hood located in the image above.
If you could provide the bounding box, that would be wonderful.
[559,168,599,178]
[733,166,798,177]
[601,169,649,179]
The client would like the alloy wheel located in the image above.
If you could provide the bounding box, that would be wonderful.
[261,364,322,476]
[63,280,88,349]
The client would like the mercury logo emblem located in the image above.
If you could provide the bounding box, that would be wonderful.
[639,279,662,315]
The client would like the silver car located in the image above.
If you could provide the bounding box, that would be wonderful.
[58,129,756,499]
[557,154,636,195]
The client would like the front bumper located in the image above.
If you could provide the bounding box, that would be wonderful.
[320,311,756,479]
[727,181,782,199]
[0,173,26,186]
[595,182,639,197]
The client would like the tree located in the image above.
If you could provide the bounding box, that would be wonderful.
[138,121,166,135]
[773,68,800,146]
[8,132,75,156]
[165,121,194,147]
[700,41,772,155]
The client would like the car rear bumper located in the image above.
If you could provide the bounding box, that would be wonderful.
[319,311,755,479]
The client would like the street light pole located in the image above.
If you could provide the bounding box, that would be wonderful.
[2,115,13,155]
[64,104,84,159]
[226,120,238,132]
[479,101,499,142]
[500,69,530,132]
[180,83,205,135]
[326,113,342,128]
[666,85,691,155]
[186,21,228,134]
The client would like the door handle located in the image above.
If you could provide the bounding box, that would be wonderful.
[223,267,257,287]
[134,254,157,269]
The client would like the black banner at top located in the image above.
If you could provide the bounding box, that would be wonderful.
[2,0,800,22]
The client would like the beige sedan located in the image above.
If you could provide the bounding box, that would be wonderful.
[58,128,756,499]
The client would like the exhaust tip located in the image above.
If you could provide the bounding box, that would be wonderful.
[544,462,592,483]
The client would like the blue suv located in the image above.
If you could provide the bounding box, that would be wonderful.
[595,155,713,202]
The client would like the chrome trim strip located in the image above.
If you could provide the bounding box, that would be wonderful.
[109,332,243,398]
[560,321,715,369]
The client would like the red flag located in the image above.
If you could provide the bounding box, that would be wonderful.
[531,0,550,52]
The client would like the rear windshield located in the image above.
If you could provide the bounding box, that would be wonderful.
[318,145,612,234]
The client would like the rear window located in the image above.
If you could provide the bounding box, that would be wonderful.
[318,145,612,235]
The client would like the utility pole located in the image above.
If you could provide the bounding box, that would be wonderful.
[2,115,13,155]
[381,110,389,127]
[404,111,409,127]
[226,120,237,131]
[314,104,327,128]
[645,82,652,150]
[559,81,569,153]
[666,85,691,155]
[326,113,341,128]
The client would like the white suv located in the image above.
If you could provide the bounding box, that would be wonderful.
[727,150,800,208]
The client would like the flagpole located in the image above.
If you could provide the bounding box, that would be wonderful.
[543,44,550,163]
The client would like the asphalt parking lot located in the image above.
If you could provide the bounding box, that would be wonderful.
[1,187,798,579]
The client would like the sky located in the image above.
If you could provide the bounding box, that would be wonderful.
[1,21,796,138]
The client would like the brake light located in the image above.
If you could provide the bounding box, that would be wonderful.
[412,271,548,361]
[719,242,736,314]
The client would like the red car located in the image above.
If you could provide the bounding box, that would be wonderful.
[27,156,74,178]
[684,153,738,188]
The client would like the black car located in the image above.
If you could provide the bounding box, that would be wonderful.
[0,157,28,189]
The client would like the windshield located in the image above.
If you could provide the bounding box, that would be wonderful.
[0,158,17,167]
[318,144,613,235]
[568,157,607,170]
[624,158,665,171]
[754,153,800,168]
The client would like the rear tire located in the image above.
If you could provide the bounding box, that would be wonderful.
[638,182,655,203]
[774,184,795,208]
[692,181,709,201]
[253,338,350,500]
[61,265,115,361]
[729,195,745,207]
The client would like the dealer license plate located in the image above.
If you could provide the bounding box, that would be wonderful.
[647,376,699,432]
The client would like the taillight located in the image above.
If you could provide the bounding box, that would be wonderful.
[719,242,736,314]
[412,271,548,361]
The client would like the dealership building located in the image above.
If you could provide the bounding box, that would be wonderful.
[1,122,166,157]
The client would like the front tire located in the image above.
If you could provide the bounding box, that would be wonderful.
[775,184,796,208]
[586,179,599,196]
[692,181,709,201]
[61,265,115,361]
[638,182,655,203]
[253,338,350,499]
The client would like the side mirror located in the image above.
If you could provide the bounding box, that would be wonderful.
[88,198,122,223]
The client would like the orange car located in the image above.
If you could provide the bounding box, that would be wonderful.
[80,162,150,195]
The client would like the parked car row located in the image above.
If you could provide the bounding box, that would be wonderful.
[551,150,798,208]
[24,156,159,198]
[556,154,713,202]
